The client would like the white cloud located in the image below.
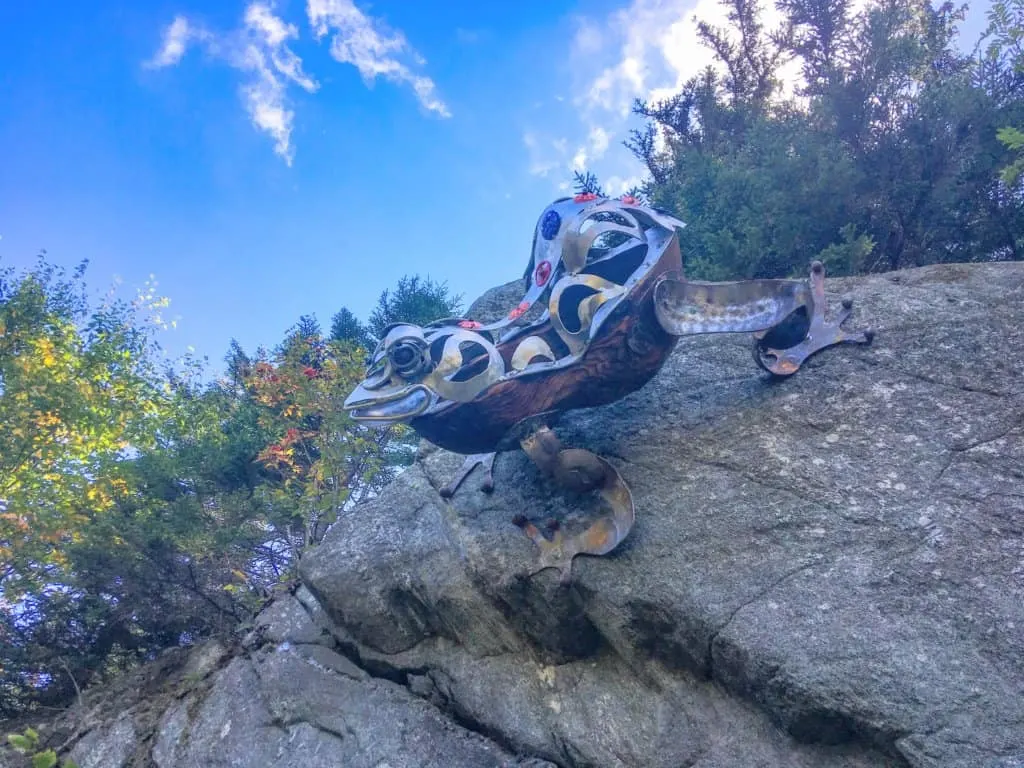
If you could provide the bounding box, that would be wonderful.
[147,3,317,165]
[568,126,612,172]
[523,131,567,177]
[572,16,605,55]
[455,27,485,44]
[147,0,448,164]
[588,126,610,158]
[524,120,620,186]
[523,0,836,193]
[307,0,450,117]
[576,0,874,118]
[146,15,209,68]
[245,3,293,47]
[603,174,644,195]
[237,3,319,165]
[573,0,722,119]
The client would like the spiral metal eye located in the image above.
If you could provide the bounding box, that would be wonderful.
[387,337,432,380]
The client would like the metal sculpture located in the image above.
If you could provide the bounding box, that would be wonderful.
[343,194,872,582]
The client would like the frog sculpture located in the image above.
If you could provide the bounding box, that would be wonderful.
[343,194,873,583]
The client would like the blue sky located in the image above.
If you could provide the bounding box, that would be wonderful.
[0,0,993,373]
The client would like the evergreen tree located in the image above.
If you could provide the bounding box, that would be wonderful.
[366,275,463,343]
[616,0,1024,278]
[329,306,372,349]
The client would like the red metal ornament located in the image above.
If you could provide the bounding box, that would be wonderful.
[534,260,552,287]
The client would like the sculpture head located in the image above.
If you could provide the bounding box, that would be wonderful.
[341,320,504,426]
[342,194,685,427]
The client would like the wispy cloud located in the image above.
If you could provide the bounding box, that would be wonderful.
[307,0,451,117]
[524,122,625,188]
[571,0,873,119]
[523,131,566,178]
[454,27,487,45]
[523,0,804,193]
[237,3,319,165]
[145,15,210,69]
[589,126,610,157]
[147,2,317,165]
[572,0,718,118]
[147,0,448,164]
[571,17,604,55]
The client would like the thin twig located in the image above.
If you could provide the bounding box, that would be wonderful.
[57,658,83,712]
[54,656,93,754]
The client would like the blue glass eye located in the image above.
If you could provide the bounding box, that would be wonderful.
[541,209,561,240]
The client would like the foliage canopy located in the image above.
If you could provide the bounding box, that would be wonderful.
[0,256,461,717]
[611,0,1024,278]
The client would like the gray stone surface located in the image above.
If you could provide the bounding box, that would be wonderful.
[151,648,521,768]
[68,712,136,768]
[54,600,543,768]
[466,278,528,322]
[39,262,1024,768]
[243,591,333,648]
[300,263,1024,768]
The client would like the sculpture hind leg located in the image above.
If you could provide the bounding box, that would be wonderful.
[512,426,635,584]
[752,261,873,376]
[654,260,872,375]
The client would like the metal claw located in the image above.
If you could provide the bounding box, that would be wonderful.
[439,452,497,498]
[753,261,873,377]
[514,428,635,583]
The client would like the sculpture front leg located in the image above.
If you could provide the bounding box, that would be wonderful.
[439,452,497,498]
[512,427,635,584]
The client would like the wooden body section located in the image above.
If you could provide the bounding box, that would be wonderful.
[411,238,682,455]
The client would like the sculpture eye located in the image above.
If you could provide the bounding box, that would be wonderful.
[388,337,432,380]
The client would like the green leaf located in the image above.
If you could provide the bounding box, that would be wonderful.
[997,126,1024,151]
[32,749,59,768]
[7,733,33,752]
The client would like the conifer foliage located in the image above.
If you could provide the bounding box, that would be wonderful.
[617,0,1024,278]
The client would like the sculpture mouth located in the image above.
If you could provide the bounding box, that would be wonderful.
[344,386,431,424]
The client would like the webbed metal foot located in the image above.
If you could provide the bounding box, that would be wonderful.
[439,452,497,498]
[753,261,873,376]
[513,427,635,583]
